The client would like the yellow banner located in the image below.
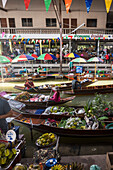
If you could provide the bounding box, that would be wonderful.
[64,0,72,13]
[105,0,112,13]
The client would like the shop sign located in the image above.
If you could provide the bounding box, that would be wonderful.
[26,45,34,48]
[74,35,90,38]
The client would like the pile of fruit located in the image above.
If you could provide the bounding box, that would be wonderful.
[51,162,84,170]
[0,142,17,167]
[43,106,75,116]
[36,133,56,147]
[15,92,31,101]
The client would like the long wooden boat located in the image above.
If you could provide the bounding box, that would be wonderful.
[0,92,75,108]
[13,110,113,137]
[14,82,72,93]
[63,84,113,95]
[14,81,92,93]
[64,74,112,81]
[0,76,46,83]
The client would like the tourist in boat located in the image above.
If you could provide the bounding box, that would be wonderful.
[24,77,34,89]
[0,98,14,134]
[72,76,81,93]
[50,86,60,102]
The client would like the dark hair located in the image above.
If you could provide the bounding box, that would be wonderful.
[74,76,77,80]
[56,90,60,100]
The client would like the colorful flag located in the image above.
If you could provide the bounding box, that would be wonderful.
[85,0,93,13]
[44,0,52,12]
[24,0,31,10]
[2,0,7,8]
[64,0,72,13]
[105,0,112,13]
[2,32,5,38]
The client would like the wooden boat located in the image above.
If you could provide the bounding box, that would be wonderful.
[0,92,75,108]
[63,84,113,95]
[14,82,72,93]
[14,81,92,93]
[13,110,113,137]
[0,76,46,83]
[64,74,112,81]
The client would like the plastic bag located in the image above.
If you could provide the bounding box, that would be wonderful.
[90,165,101,170]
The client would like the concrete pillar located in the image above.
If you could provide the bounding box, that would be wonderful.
[97,40,100,57]
[69,39,71,53]
[24,43,26,53]
[72,40,77,52]
[9,39,13,53]
[40,40,42,55]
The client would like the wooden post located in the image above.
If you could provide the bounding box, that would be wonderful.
[59,0,62,74]
[0,41,2,55]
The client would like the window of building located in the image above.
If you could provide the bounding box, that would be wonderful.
[9,18,15,27]
[22,18,33,27]
[87,19,97,27]
[46,18,57,27]
[106,12,113,28]
[0,18,7,27]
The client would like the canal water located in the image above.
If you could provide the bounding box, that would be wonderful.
[1,79,113,158]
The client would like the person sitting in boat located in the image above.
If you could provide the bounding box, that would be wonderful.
[72,76,81,93]
[50,86,60,102]
[24,77,34,90]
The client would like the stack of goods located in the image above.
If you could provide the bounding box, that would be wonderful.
[15,92,31,101]
[43,106,75,116]
[14,92,50,102]
[38,84,52,89]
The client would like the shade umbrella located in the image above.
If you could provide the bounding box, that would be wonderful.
[30,54,38,59]
[38,53,57,60]
[29,54,38,71]
[0,56,11,82]
[12,54,35,74]
[5,56,12,62]
[64,53,80,58]
[71,57,87,63]
[87,57,103,79]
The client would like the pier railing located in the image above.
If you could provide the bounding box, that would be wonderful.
[0,28,113,35]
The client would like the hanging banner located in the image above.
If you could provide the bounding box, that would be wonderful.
[64,0,72,13]
[24,0,31,10]
[2,0,7,8]
[44,0,52,12]
[105,0,112,13]
[85,0,93,13]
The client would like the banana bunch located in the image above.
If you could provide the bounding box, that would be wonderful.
[51,164,64,170]
[36,133,56,146]
[0,143,17,166]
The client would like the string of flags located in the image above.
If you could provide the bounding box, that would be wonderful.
[1,0,113,13]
